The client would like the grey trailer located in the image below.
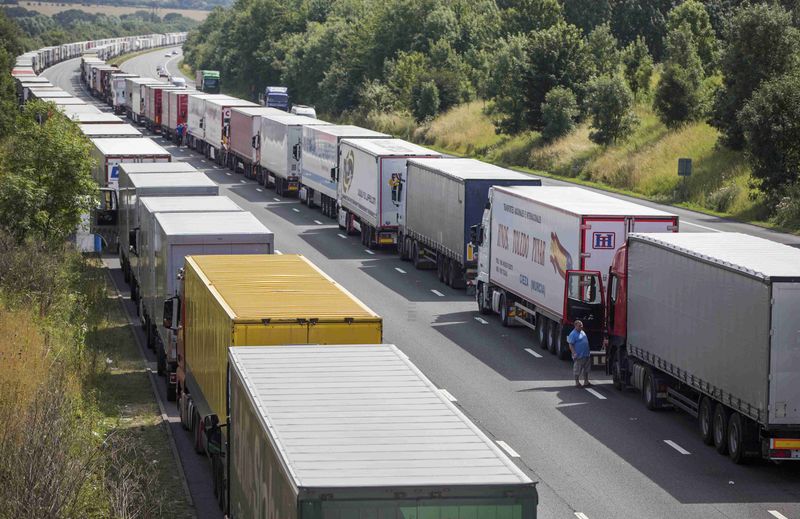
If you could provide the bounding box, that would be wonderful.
[226,343,538,518]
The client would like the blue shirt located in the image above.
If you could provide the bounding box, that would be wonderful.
[567,329,590,359]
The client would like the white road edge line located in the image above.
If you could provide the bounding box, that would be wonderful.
[226,172,232,176]
[664,440,691,455]
[682,220,722,232]
[574,513,590,519]
[474,316,489,325]
[292,208,300,213]
[239,180,246,184]
[439,389,457,402]
[338,233,347,239]
[273,197,281,202]
[314,220,323,225]
[524,347,542,358]
[768,511,789,519]
[395,267,406,274]
[364,249,375,255]
[585,387,607,400]
[275,250,282,255]
[256,188,262,192]
[431,289,445,297]
[496,440,520,458]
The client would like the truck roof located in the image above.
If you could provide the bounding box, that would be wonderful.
[496,186,676,218]
[67,112,121,123]
[341,138,440,157]
[126,172,214,188]
[204,97,258,109]
[31,90,72,98]
[228,343,534,489]
[91,137,171,156]
[262,113,330,126]
[49,97,87,106]
[156,212,272,241]
[140,195,241,213]
[59,104,101,115]
[186,254,380,322]
[305,124,389,138]
[231,106,286,117]
[408,158,539,182]
[629,232,800,281]
[128,77,162,85]
[79,124,142,137]
[120,162,197,174]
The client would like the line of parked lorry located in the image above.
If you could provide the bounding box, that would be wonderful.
[15,33,800,512]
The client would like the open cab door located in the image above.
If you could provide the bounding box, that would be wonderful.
[93,188,118,228]
[564,270,606,365]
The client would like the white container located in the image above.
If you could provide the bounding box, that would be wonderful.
[90,138,172,190]
[259,114,331,192]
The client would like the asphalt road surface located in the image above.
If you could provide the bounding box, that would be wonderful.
[43,49,800,519]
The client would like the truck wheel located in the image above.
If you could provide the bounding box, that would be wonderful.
[412,241,422,269]
[546,320,557,354]
[713,403,730,455]
[476,283,490,315]
[444,258,452,286]
[449,262,464,289]
[556,332,570,360]
[166,378,176,402]
[536,316,547,348]
[698,397,714,445]
[193,412,204,454]
[499,294,510,327]
[643,370,658,410]
[611,352,623,390]
[727,412,747,464]
[436,255,444,282]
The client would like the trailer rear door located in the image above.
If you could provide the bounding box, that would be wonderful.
[769,282,800,425]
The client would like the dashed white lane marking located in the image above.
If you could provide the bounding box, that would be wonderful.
[395,267,406,274]
[275,250,282,255]
[338,233,347,239]
[585,387,607,400]
[431,289,445,297]
[682,220,722,232]
[574,513,590,519]
[769,511,789,519]
[292,208,300,213]
[201,159,206,163]
[239,180,246,184]
[256,188,262,192]
[226,172,232,176]
[496,441,520,458]
[475,317,489,325]
[439,389,457,402]
[524,347,542,358]
[273,197,281,202]
[664,440,691,455]
[364,249,375,255]
[314,220,323,225]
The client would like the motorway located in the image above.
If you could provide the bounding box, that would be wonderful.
[45,48,800,519]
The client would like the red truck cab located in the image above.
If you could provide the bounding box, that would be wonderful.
[605,244,628,387]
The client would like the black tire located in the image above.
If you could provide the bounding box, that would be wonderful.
[611,352,623,390]
[643,370,657,410]
[477,282,491,315]
[546,319,557,354]
[499,293,510,327]
[698,397,714,445]
[166,380,176,402]
[713,403,730,455]
[727,412,747,464]
[156,349,165,376]
[556,328,570,360]
[449,261,462,289]
[412,241,422,269]
[403,237,412,261]
[536,315,547,348]
[445,259,454,287]
[436,255,444,281]
[193,412,203,454]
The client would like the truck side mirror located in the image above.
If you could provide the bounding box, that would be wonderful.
[330,166,338,182]
[292,143,301,161]
[163,297,180,329]
[128,228,138,255]
[469,224,478,244]
[251,135,258,149]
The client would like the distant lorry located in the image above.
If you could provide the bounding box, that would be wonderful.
[263,85,289,110]
[172,254,383,509]
[227,344,538,517]
[186,93,231,152]
[89,137,172,191]
[163,89,197,140]
[195,70,220,93]
[201,97,258,165]
[290,104,316,118]
[299,125,390,218]
[144,84,182,132]
[79,123,141,139]
[148,214,274,399]
[400,158,541,290]
[337,138,441,248]
[109,72,137,114]
[125,77,160,123]
[475,186,678,361]
[259,114,330,196]
[227,106,285,180]
[606,232,800,464]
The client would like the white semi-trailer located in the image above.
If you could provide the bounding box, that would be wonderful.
[607,232,800,463]
[259,114,330,196]
[337,138,441,248]
[476,186,678,361]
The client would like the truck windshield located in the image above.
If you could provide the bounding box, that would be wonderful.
[204,78,219,91]
[568,273,602,304]
[305,497,536,519]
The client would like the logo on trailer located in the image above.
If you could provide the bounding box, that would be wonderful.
[342,149,354,193]
[592,232,616,249]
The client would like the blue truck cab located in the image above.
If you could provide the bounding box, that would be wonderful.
[264,86,289,111]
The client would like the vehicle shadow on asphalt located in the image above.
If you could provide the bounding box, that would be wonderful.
[360,259,471,302]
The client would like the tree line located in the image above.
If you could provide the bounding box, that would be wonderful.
[183,0,800,226]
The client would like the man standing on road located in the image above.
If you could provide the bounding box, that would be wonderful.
[567,320,591,387]
[175,122,184,147]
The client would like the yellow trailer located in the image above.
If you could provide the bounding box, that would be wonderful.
[172,254,382,469]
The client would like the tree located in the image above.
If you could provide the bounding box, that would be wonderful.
[586,74,639,145]
[412,80,440,121]
[610,0,674,61]
[524,22,594,130]
[0,102,97,243]
[499,0,563,35]
[487,34,528,134]
[0,49,19,139]
[587,22,621,76]
[738,70,800,201]
[621,36,654,97]
[665,0,718,74]
[711,3,800,149]
[541,86,578,141]
[654,23,706,127]
[562,0,612,35]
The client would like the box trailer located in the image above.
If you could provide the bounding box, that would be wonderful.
[29,89,72,100]
[337,138,441,248]
[259,114,331,195]
[79,123,141,139]
[607,232,800,464]
[47,97,87,107]
[109,73,137,114]
[228,106,285,180]
[149,213,274,397]
[187,93,231,151]
[300,125,390,218]
[59,104,102,116]
[164,89,198,140]
[476,186,678,361]
[90,137,172,190]
[202,97,258,165]
[226,344,538,518]
[144,84,182,131]
[68,112,123,124]
[126,77,161,122]
[401,158,542,290]
[172,254,383,511]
